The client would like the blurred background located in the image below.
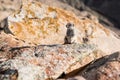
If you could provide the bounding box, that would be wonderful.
[39,0,120,35]
[60,0,120,29]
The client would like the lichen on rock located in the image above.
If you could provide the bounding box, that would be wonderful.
[0,0,120,80]
[0,43,103,80]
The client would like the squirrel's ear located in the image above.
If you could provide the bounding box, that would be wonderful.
[66,23,71,28]
[66,23,70,28]
[66,23,67,28]
[66,24,68,28]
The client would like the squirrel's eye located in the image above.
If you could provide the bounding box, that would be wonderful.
[72,24,74,26]
[68,23,71,26]
[69,23,72,26]
[66,23,74,28]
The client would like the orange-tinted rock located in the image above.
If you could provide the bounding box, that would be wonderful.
[0,0,120,80]
[7,0,120,54]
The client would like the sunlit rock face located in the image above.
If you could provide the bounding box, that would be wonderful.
[0,0,120,80]
[8,0,87,45]
[8,1,107,44]
[8,1,66,45]
[7,0,120,54]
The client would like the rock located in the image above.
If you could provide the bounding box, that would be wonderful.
[0,68,18,80]
[0,44,104,80]
[0,0,22,21]
[5,0,120,54]
[79,52,120,80]
[39,0,120,54]
[39,0,99,23]
[60,0,120,35]
[58,76,86,80]
[0,0,120,80]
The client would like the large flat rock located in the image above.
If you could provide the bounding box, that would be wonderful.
[0,44,103,80]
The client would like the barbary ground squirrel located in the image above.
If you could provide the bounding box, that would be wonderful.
[64,23,77,44]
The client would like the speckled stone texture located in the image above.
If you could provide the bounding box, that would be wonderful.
[0,0,120,80]
[0,44,104,80]
[80,52,120,80]
[0,0,21,21]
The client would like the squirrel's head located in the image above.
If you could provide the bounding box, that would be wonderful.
[66,23,74,28]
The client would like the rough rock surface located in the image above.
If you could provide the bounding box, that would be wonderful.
[0,0,120,80]
[0,0,22,21]
[6,0,120,54]
[80,52,120,80]
[59,52,120,80]
[0,43,104,80]
[39,0,120,54]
